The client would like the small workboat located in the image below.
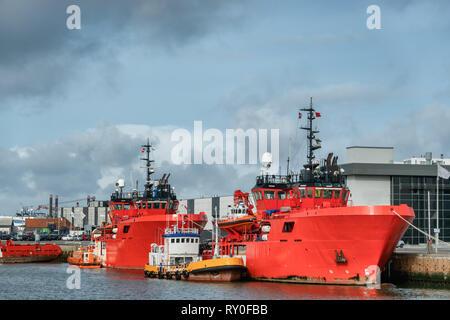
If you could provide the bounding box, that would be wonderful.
[144,224,246,282]
[68,245,102,269]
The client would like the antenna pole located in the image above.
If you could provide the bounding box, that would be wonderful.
[141,138,155,197]
[300,97,321,181]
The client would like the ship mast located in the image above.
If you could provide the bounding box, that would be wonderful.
[300,97,321,181]
[141,138,155,198]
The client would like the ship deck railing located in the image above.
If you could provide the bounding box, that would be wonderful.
[164,227,199,235]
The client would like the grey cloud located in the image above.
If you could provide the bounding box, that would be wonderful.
[354,103,450,161]
[0,123,258,213]
[0,0,247,111]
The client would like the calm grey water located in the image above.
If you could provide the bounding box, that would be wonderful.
[0,263,449,300]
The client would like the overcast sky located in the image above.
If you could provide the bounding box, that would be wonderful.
[1,0,449,214]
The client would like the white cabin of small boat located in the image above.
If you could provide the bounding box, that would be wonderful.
[148,227,201,267]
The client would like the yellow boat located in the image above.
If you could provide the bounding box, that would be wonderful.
[144,225,246,282]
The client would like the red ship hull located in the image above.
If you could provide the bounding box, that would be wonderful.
[236,205,414,285]
[0,241,62,264]
[103,214,208,269]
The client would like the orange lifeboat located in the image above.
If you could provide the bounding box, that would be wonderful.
[68,246,102,269]
[218,199,256,233]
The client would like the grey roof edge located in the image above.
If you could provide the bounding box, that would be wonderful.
[341,163,450,177]
[346,146,394,149]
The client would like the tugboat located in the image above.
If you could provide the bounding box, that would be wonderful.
[0,240,62,263]
[91,139,208,269]
[68,245,102,269]
[144,221,246,282]
[214,98,415,286]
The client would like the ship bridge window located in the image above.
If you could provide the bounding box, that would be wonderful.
[161,203,166,210]
[181,238,185,243]
[253,191,260,201]
[282,222,295,233]
[124,204,131,210]
[154,203,160,209]
[323,190,333,199]
[115,204,123,210]
[173,203,179,210]
[315,188,323,198]
[171,239,175,243]
[137,203,142,209]
[176,238,180,243]
[342,190,348,201]
[277,191,287,200]
[123,226,130,233]
[148,203,153,209]
[334,190,342,199]
[264,191,275,200]
[307,189,313,198]
[142,203,147,209]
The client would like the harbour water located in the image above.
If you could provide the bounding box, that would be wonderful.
[1,263,450,300]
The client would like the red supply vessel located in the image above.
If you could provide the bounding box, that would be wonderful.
[215,98,415,286]
[91,139,207,269]
[0,240,62,263]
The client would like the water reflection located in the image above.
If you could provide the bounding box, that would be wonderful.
[0,263,449,300]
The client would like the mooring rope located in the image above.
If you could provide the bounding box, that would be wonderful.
[391,209,450,247]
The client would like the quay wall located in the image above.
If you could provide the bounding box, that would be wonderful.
[388,252,450,286]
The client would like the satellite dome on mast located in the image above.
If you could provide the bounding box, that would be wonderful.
[261,152,273,175]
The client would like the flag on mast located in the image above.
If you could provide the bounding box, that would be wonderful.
[438,163,450,179]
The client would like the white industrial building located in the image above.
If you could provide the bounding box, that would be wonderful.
[179,195,234,231]
[59,200,109,230]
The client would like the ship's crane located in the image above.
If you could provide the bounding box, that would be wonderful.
[233,190,254,216]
